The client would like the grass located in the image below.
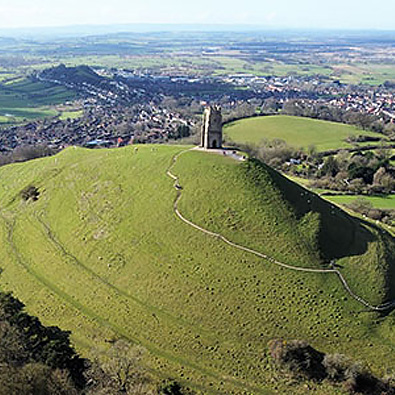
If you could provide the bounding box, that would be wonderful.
[325,194,395,210]
[0,145,393,394]
[224,115,384,151]
[333,63,395,85]
[47,54,395,84]
[0,107,58,124]
[59,110,84,121]
[284,175,395,210]
[0,77,76,123]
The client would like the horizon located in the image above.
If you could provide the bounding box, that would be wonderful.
[0,0,394,33]
[1,22,394,39]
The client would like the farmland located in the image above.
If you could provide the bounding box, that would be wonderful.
[326,194,395,210]
[0,77,76,123]
[224,115,384,151]
[0,145,393,394]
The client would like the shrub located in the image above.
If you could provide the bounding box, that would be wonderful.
[20,185,40,201]
[270,340,395,394]
[268,339,326,380]
[159,379,185,394]
[323,353,353,382]
[343,363,392,395]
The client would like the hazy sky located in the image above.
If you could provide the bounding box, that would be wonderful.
[0,0,394,30]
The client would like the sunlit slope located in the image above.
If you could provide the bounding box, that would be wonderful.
[224,115,381,151]
[0,145,393,394]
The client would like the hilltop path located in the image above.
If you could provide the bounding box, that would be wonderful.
[167,148,395,312]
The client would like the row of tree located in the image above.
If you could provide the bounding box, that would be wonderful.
[237,135,395,196]
[280,99,395,137]
[313,150,395,195]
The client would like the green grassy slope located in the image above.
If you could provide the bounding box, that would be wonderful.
[0,145,393,394]
[224,115,383,151]
[0,78,76,123]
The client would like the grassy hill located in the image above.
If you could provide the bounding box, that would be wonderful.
[224,115,383,151]
[0,145,393,394]
[40,64,104,86]
[0,77,76,124]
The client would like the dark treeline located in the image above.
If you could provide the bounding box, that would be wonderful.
[0,291,190,395]
[280,99,395,137]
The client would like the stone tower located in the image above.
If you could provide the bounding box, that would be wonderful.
[201,105,222,149]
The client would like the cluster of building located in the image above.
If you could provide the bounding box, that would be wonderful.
[328,91,395,120]
[0,103,194,151]
[230,74,395,121]
[1,64,394,152]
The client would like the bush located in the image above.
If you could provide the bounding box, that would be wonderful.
[269,340,395,394]
[159,379,185,394]
[268,339,326,380]
[343,364,392,395]
[346,197,373,215]
[20,185,40,201]
[255,138,300,168]
[323,353,353,382]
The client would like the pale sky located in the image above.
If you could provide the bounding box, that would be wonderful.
[0,0,394,30]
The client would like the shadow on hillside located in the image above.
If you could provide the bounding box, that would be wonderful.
[358,217,395,312]
[251,160,375,259]
[248,159,395,310]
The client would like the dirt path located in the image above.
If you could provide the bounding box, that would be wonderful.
[167,148,395,312]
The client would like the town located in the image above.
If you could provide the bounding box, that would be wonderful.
[0,63,394,152]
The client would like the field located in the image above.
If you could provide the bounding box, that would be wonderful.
[0,145,393,394]
[59,109,84,121]
[332,63,395,85]
[224,115,384,151]
[0,77,76,123]
[325,194,395,210]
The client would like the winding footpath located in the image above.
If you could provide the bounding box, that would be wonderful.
[167,148,395,312]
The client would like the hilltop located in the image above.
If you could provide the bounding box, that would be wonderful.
[0,145,393,394]
[224,115,384,152]
[39,64,104,86]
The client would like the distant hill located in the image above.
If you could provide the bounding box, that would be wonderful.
[0,145,393,394]
[39,64,104,86]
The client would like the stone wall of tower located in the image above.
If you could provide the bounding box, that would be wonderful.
[201,105,222,149]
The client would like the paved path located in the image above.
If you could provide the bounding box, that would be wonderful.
[167,148,395,312]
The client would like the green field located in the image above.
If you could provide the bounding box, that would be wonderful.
[332,63,395,85]
[224,115,384,151]
[0,145,393,394]
[326,194,395,210]
[59,109,84,120]
[0,77,76,123]
[50,54,395,84]
[0,107,58,124]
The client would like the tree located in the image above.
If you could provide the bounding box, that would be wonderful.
[307,144,317,161]
[347,198,373,215]
[320,156,339,177]
[373,167,395,193]
[87,341,156,394]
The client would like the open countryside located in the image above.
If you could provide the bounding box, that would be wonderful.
[0,16,394,395]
